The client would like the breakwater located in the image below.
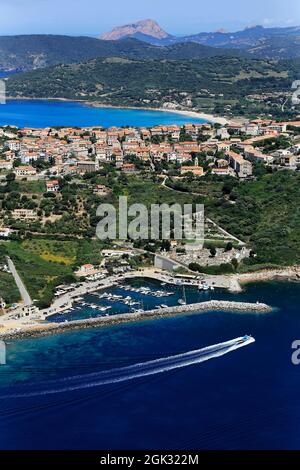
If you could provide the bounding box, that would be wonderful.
[0,300,272,340]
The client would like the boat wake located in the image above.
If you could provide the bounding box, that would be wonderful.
[1,336,255,398]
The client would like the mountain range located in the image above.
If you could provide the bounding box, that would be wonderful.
[0,34,244,72]
[100,19,300,58]
[0,19,300,73]
[100,19,300,46]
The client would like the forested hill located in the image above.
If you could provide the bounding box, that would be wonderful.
[6,56,300,117]
[0,35,243,72]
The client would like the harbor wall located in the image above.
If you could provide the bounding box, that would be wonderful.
[0,300,272,341]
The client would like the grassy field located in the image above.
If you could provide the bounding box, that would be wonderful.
[0,238,106,308]
[12,180,46,194]
[21,239,77,265]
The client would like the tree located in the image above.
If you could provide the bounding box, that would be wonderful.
[6,173,16,182]
[225,242,233,252]
[210,247,217,258]
[161,240,171,252]
[231,258,239,270]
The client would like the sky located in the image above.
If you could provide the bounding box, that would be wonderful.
[0,0,299,36]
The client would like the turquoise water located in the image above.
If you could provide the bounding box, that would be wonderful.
[0,100,207,128]
[0,280,300,450]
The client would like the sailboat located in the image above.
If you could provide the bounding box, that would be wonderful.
[178,286,187,306]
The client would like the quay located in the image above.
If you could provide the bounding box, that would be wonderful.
[0,300,272,340]
[41,268,243,317]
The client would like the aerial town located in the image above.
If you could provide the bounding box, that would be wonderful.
[1,1,300,455]
[0,119,299,183]
[0,116,299,328]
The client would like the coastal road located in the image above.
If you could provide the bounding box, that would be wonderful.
[6,256,32,306]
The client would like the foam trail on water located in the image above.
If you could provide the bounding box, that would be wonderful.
[1,337,255,398]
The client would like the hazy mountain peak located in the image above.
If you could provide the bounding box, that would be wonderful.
[100,19,170,41]
[244,25,265,30]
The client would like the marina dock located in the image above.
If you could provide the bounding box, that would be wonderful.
[0,300,272,340]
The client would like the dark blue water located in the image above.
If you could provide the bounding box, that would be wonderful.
[0,281,300,450]
[0,100,207,128]
[0,72,17,78]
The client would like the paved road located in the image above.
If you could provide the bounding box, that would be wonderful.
[6,256,32,306]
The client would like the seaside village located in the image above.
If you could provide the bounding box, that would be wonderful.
[0,119,299,181]
[0,117,299,325]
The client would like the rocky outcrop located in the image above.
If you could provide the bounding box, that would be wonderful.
[100,19,170,41]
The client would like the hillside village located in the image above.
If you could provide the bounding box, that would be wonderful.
[0,117,299,232]
[0,118,299,183]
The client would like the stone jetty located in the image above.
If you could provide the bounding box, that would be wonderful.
[0,300,272,340]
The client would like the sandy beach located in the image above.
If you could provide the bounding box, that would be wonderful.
[84,102,231,125]
[6,96,230,125]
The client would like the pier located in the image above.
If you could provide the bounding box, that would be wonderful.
[0,300,272,340]
[40,268,244,317]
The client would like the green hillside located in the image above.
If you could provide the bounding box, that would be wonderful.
[6,56,299,117]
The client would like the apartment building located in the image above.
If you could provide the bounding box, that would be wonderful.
[226,151,253,178]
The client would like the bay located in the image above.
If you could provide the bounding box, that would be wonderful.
[0,99,207,128]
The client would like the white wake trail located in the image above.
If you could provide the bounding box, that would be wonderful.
[1,336,255,398]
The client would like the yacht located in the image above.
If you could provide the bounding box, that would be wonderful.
[237,335,252,345]
[99,306,111,312]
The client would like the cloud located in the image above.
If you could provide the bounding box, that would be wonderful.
[262,18,275,26]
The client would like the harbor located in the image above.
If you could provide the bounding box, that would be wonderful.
[0,299,272,340]
[0,267,274,339]
[42,268,240,316]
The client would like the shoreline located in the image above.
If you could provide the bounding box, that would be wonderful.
[0,265,297,341]
[0,300,272,341]
[237,266,300,286]
[5,96,230,125]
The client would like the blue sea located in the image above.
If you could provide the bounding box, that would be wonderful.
[0,280,300,450]
[0,99,207,128]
